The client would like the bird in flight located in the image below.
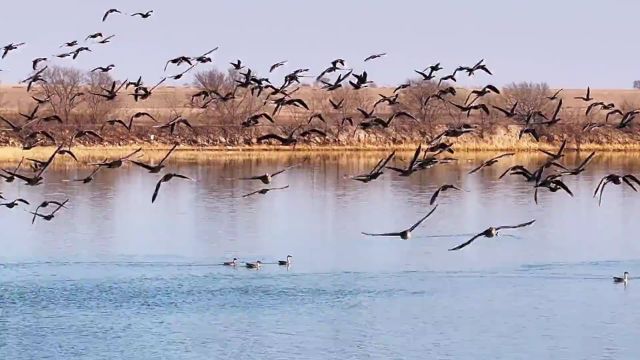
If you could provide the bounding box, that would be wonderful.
[30,199,69,223]
[361,206,438,240]
[152,173,193,203]
[242,185,290,198]
[594,174,640,206]
[129,143,179,173]
[430,184,464,205]
[102,8,122,22]
[347,151,395,183]
[239,164,300,184]
[449,220,536,251]
[468,153,515,175]
[364,53,386,62]
[131,10,153,18]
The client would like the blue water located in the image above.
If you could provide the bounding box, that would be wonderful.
[2,152,640,359]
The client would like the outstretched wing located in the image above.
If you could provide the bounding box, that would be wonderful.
[449,233,484,251]
[408,205,439,232]
[159,143,179,165]
[151,179,163,203]
[242,190,261,198]
[130,160,155,171]
[429,188,442,206]
[496,220,536,231]
[361,232,403,237]
[491,152,515,162]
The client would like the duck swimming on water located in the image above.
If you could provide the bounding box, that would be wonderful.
[245,261,262,269]
[278,255,292,266]
[613,272,629,284]
[223,258,237,266]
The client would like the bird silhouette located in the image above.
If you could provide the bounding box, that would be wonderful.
[449,220,535,251]
[152,173,192,203]
[362,206,438,240]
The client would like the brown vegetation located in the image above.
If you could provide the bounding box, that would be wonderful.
[1,66,640,153]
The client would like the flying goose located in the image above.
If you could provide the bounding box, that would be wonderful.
[594,174,640,206]
[102,8,122,21]
[30,199,69,223]
[468,153,515,175]
[361,206,438,240]
[129,143,178,173]
[364,53,386,62]
[347,151,395,183]
[242,185,290,198]
[152,173,193,203]
[448,220,535,251]
[430,184,463,205]
[90,148,141,169]
[240,164,300,184]
[386,145,423,177]
[1,198,29,209]
[574,87,593,102]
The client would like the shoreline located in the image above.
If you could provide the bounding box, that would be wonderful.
[3,142,640,162]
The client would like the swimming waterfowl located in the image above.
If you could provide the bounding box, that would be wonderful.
[223,258,238,266]
[449,220,536,251]
[613,272,629,283]
[278,255,292,266]
[245,261,262,269]
[362,205,438,240]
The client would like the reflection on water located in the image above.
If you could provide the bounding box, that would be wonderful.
[2,152,640,359]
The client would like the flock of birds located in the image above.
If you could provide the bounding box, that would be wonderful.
[0,8,638,277]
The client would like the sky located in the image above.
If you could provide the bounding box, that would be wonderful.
[0,0,638,88]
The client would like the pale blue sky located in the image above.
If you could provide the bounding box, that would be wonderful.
[0,0,638,88]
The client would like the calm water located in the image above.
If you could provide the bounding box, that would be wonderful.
[2,152,640,359]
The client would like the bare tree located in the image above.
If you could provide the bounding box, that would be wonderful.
[191,67,266,130]
[37,66,85,122]
[83,71,119,123]
[501,82,551,118]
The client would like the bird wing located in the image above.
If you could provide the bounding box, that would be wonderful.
[552,180,573,196]
[130,160,155,171]
[361,232,403,237]
[36,145,63,178]
[496,220,536,231]
[576,152,596,171]
[593,176,609,198]
[408,205,439,232]
[242,190,261,198]
[51,199,69,215]
[121,148,142,160]
[468,163,486,175]
[408,144,423,169]
[449,233,484,251]
[159,143,179,165]
[623,176,640,192]
[373,151,396,174]
[429,188,442,206]
[491,152,515,162]
[151,179,163,203]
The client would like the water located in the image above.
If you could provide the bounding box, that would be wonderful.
[2,152,640,359]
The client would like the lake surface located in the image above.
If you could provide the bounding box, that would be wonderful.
[2,151,640,359]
